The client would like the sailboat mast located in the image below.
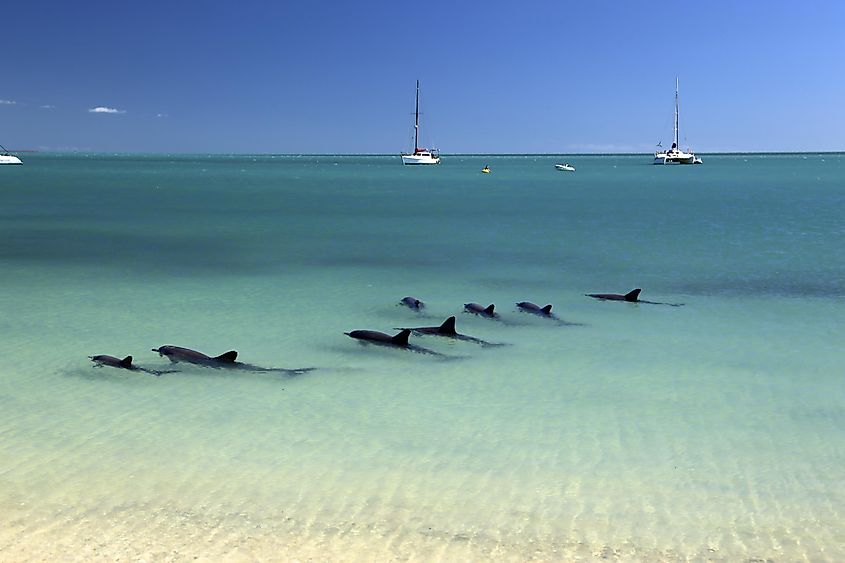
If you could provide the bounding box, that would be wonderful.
[674,77,679,148]
[414,80,420,151]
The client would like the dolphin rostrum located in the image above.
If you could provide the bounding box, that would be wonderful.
[585,288,684,306]
[344,328,441,355]
[463,302,499,319]
[89,354,174,376]
[399,296,425,310]
[151,345,315,375]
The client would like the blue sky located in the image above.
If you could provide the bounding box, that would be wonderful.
[3,1,844,153]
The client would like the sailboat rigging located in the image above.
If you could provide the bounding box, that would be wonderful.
[653,78,702,165]
[400,80,440,165]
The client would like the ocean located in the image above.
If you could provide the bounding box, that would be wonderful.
[1,153,843,561]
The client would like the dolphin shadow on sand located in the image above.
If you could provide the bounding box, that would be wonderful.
[396,316,506,347]
[585,288,685,307]
[89,354,178,377]
[151,345,315,375]
[344,329,446,356]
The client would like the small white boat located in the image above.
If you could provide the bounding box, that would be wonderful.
[653,78,702,165]
[555,163,575,171]
[0,144,22,165]
[401,80,440,165]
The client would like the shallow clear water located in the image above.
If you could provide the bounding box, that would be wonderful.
[1,153,844,561]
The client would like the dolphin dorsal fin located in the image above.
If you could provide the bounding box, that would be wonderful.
[542,304,553,314]
[625,289,642,302]
[439,316,457,335]
[484,304,495,314]
[121,356,133,368]
[392,329,411,346]
[214,350,238,363]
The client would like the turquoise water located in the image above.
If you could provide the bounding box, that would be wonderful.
[1,153,844,561]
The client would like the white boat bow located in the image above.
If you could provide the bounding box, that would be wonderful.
[1,143,22,165]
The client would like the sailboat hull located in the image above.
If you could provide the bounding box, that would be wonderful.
[0,154,22,165]
[401,153,440,165]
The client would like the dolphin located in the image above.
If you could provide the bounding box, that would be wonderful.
[344,328,441,355]
[463,302,499,319]
[152,345,237,365]
[586,288,642,302]
[151,345,315,375]
[399,296,425,310]
[397,316,503,346]
[516,301,556,318]
[585,289,684,306]
[89,354,174,376]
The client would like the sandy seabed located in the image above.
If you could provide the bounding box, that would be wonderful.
[1,495,838,562]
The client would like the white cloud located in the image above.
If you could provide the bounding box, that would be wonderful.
[88,106,126,114]
[40,104,56,109]
[156,113,168,118]
[0,99,17,105]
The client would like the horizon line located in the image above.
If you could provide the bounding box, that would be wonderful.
[17,150,845,157]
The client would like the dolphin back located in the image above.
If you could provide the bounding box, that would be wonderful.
[346,330,393,343]
[121,356,133,368]
[625,289,642,302]
[401,296,424,309]
[391,329,411,346]
[213,351,238,363]
[439,316,457,335]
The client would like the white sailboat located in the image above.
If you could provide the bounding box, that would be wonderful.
[653,78,702,165]
[401,80,440,165]
[0,143,22,165]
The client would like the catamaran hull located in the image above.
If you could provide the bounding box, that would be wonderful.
[653,152,701,165]
[0,154,22,165]
[401,154,440,165]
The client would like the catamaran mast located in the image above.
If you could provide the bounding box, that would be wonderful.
[674,77,679,149]
[414,80,420,152]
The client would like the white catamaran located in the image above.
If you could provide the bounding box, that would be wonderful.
[401,80,440,165]
[654,78,702,165]
[0,144,22,165]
